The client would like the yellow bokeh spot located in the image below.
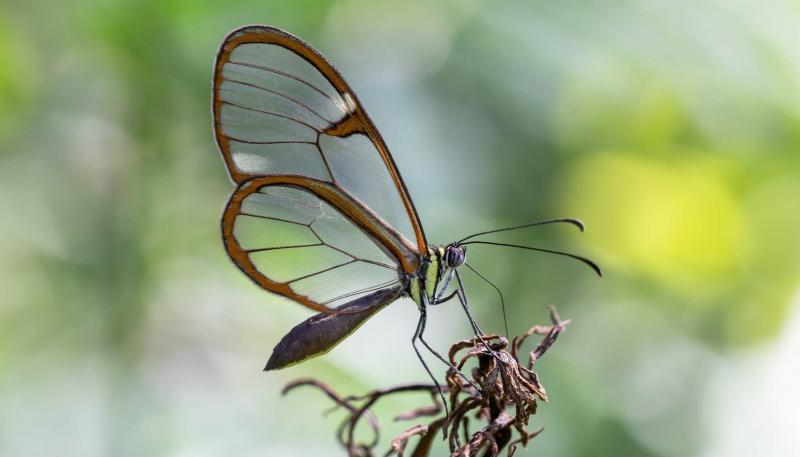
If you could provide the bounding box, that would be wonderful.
[560,151,744,297]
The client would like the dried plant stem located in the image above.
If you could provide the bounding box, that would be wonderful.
[283,306,570,457]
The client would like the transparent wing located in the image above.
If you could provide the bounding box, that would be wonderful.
[213,25,428,257]
[222,177,411,313]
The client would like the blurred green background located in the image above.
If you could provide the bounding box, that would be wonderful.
[1,0,798,455]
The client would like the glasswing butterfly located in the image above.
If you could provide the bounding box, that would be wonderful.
[212,26,600,379]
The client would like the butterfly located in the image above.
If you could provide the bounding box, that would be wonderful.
[212,25,600,377]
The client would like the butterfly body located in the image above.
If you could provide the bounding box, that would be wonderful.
[407,244,468,309]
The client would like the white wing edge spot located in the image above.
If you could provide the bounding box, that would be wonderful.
[343,93,357,114]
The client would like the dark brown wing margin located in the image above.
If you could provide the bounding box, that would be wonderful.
[212,25,428,253]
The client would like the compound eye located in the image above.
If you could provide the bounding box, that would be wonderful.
[445,245,466,268]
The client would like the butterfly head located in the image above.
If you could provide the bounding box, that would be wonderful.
[443,243,467,269]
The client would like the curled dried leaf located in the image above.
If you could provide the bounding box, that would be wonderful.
[388,424,429,457]
[283,307,571,456]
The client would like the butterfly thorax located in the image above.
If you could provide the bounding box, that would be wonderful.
[407,244,466,310]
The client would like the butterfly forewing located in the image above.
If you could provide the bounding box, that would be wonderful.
[214,26,429,312]
[214,26,427,246]
[318,133,415,242]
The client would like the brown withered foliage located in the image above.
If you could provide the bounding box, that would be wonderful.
[283,306,570,456]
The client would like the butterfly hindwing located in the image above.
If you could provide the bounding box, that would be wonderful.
[222,175,419,312]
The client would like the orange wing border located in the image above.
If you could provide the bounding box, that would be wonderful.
[222,175,420,313]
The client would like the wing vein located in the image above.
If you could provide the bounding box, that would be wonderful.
[285,259,357,284]
[227,60,347,113]
[353,258,398,270]
[221,100,321,132]
[314,132,336,181]
[224,136,316,146]
[238,212,311,226]
[324,241,397,270]
[245,242,324,253]
[221,78,335,125]
[320,279,402,305]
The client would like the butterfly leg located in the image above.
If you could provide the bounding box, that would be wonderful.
[431,269,462,305]
[453,270,485,335]
[411,306,450,435]
[453,270,500,357]
[464,262,509,337]
[432,269,455,304]
[416,305,481,393]
[430,289,458,305]
[426,272,498,385]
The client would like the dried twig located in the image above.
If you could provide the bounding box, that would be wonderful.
[283,307,570,456]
